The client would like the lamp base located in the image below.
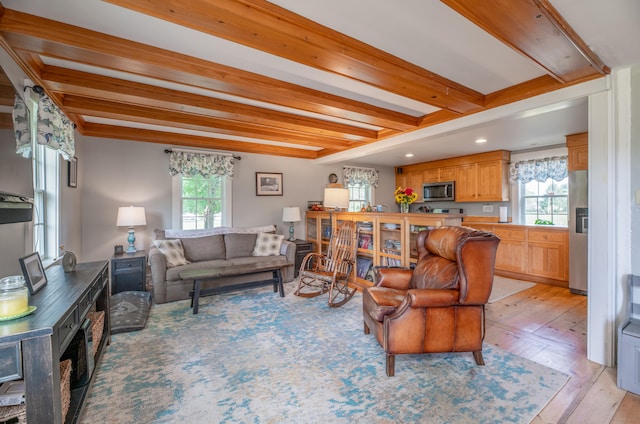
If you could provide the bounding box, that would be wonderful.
[288,223,295,241]
[126,227,137,253]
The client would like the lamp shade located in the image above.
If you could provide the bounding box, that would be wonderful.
[323,188,350,210]
[116,206,147,227]
[282,206,301,222]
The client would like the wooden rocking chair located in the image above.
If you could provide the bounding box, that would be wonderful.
[294,220,358,307]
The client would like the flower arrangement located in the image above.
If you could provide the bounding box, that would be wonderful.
[394,187,418,205]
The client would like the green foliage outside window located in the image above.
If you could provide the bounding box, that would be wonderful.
[181,175,223,229]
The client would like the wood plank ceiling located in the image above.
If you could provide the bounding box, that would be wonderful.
[0,0,608,159]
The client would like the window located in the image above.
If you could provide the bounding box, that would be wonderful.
[29,99,59,263]
[343,166,378,211]
[172,174,232,229]
[522,177,568,226]
[347,183,373,212]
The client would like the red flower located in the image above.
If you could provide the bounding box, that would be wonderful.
[404,188,413,196]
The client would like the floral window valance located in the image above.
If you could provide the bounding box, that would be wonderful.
[168,150,234,179]
[510,156,568,183]
[13,94,75,160]
[343,166,379,187]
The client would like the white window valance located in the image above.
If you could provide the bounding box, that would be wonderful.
[13,94,75,160]
[343,166,379,187]
[510,156,568,183]
[168,150,234,178]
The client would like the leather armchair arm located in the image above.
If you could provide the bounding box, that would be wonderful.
[406,289,459,308]
[375,267,412,290]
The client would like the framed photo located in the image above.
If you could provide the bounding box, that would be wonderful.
[256,172,283,196]
[356,256,373,280]
[19,252,48,295]
[68,156,78,188]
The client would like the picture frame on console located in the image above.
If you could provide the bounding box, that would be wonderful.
[256,172,283,196]
[19,252,48,294]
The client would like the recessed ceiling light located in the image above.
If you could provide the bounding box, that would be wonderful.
[475,138,487,144]
[405,153,414,157]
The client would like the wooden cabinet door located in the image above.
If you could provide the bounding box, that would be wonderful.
[455,163,477,201]
[496,240,527,272]
[476,160,503,201]
[527,242,566,280]
[569,146,588,171]
[407,170,423,191]
[423,168,439,183]
[439,166,456,182]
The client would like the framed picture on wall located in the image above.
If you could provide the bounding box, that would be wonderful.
[256,172,283,196]
[68,156,77,188]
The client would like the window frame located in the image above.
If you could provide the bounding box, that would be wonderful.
[520,177,568,226]
[346,182,374,212]
[172,174,232,229]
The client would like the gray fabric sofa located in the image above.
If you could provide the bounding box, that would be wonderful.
[149,226,296,304]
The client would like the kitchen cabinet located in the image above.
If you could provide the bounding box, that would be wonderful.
[396,150,510,202]
[423,166,455,183]
[306,211,462,289]
[567,132,588,171]
[465,223,568,285]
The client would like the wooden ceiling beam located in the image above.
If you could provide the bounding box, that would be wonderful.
[61,95,354,149]
[41,66,379,140]
[80,123,321,159]
[442,0,609,83]
[105,0,485,114]
[0,7,419,131]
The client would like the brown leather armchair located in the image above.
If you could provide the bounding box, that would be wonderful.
[363,226,500,376]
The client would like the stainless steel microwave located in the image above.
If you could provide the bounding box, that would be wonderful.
[423,181,455,202]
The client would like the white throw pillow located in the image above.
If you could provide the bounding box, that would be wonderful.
[252,233,285,257]
[154,239,190,268]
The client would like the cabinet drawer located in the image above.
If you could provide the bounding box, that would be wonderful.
[494,227,526,240]
[528,230,566,243]
[296,244,313,255]
[0,342,22,383]
[113,257,143,271]
[58,307,78,353]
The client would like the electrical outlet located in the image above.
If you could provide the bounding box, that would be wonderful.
[482,205,493,213]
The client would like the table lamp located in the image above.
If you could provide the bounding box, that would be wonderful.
[282,207,301,241]
[116,206,147,253]
[323,187,350,238]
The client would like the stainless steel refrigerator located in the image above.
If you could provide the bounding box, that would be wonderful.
[568,170,588,295]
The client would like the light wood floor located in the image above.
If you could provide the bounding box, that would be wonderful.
[485,282,640,423]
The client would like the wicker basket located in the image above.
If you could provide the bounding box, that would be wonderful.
[0,403,27,423]
[60,359,72,423]
[87,310,105,356]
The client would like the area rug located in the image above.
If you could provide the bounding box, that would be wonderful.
[109,291,151,334]
[488,276,536,303]
[83,285,566,424]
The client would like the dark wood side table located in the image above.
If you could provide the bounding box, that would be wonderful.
[292,239,313,277]
[111,250,146,294]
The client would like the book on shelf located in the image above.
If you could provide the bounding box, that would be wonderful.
[358,234,372,249]
[382,249,402,266]
[356,256,373,279]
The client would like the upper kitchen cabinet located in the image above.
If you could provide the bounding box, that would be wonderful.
[397,150,511,203]
[567,132,588,171]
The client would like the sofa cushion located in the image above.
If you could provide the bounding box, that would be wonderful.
[153,239,190,268]
[154,228,166,240]
[180,234,226,262]
[165,259,231,281]
[224,233,258,259]
[252,233,285,256]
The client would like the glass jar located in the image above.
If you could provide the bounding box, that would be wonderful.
[0,275,29,318]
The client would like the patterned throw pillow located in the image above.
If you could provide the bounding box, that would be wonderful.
[252,233,285,257]
[153,239,190,268]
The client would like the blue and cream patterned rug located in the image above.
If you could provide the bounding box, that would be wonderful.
[82,284,568,423]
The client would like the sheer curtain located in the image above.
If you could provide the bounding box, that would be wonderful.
[510,156,568,183]
[168,150,234,178]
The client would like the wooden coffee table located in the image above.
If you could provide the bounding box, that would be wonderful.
[180,261,291,314]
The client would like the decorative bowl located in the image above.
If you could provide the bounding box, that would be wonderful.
[383,223,397,230]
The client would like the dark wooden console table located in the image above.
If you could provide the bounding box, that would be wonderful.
[0,261,109,424]
[181,260,290,314]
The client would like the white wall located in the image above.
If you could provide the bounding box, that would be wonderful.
[77,136,395,262]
